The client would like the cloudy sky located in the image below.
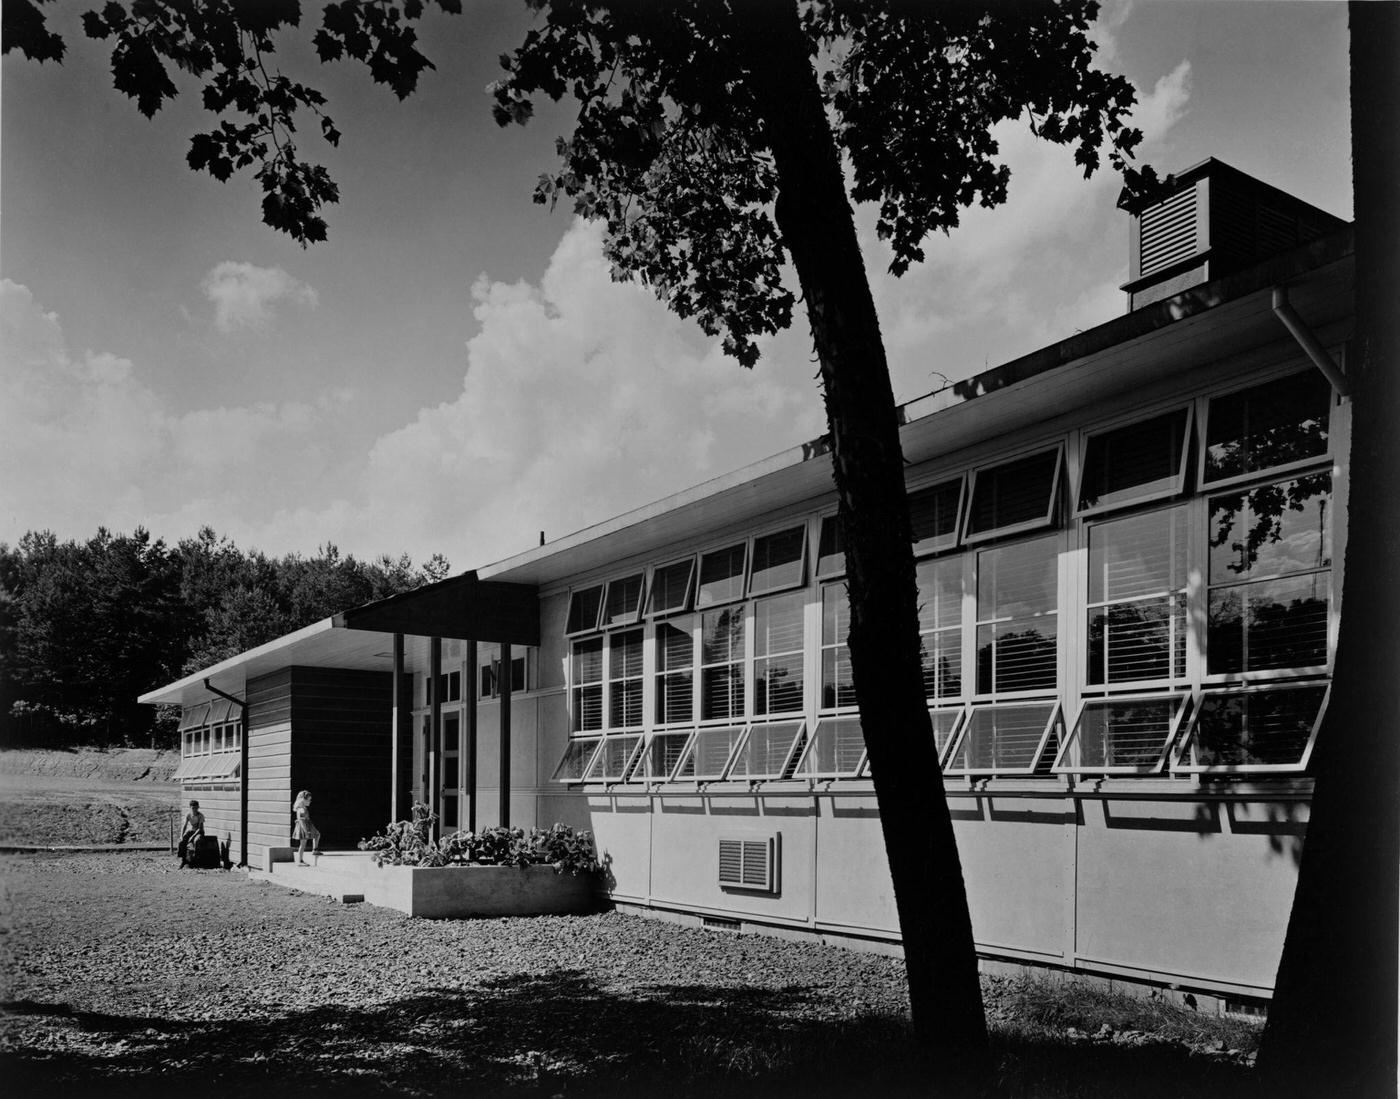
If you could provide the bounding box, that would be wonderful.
[2,1,1352,571]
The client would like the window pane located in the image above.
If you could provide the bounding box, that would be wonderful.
[799,716,865,776]
[1208,574,1330,674]
[656,621,694,724]
[1089,507,1188,603]
[552,739,601,782]
[749,527,806,595]
[754,591,805,715]
[688,725,746,780]
[645,731,693,781]
[1088,599,1185,684]
[929,708,962,760]
[572,638,603,683]
[566,585,603,633]
[647,558,695,616]
[1186,685,1327,769]
[1087,507,1188,685]
[1080,409,1189,511]
[697,543,747,608]
[821,583,856,709]
[585,735,643,782]
[702,607,745,663]
[1204,371,1330,482]
[1072,697,1181,770]
[949,703,1057,773]
[816,516,845,577]
[909,478,963,552]
[966,449,1060,537]
[702,666,745,720]
[730,721,805,780]
[701,605,746,718]
[1209,474,1332,583]
[444,713,460,752]
[1208,473,1331,673]
[976,535,1058,694]
[602,574,645,627]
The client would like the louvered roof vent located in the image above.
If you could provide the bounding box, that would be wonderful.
[1122,158,1347,311]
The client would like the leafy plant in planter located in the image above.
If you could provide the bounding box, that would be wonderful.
[359,806,600,875]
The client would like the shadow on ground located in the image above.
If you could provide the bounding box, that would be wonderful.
[3,969,1258,1099]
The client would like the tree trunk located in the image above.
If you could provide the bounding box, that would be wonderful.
[1257,5,1400,1095]
[737,0,990,1085]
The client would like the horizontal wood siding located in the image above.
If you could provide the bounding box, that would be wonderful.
[177,784,240,865]
[247,669,294,870]
[288,667,394,851]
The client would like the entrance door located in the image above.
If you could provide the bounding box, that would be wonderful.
[441,711,461,832]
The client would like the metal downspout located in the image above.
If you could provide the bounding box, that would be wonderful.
[1272,286,1351,397]
[203,678,248,867]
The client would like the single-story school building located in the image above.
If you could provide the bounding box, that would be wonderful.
[141,159,1355,1008]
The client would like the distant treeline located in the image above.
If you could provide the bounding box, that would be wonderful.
[0,528,450,749]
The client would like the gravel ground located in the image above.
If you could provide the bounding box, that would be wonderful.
[0,850,1261,1099]
[0,850,917,1098]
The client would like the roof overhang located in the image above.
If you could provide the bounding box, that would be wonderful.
[480,227,1353,589]
[140,573,538,709]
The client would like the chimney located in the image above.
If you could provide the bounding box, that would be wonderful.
[1121,158,1347,310]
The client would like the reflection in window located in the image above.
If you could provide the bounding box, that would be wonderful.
[1055,695,1187,773]
[697,543,747,608]
[571,638,603,732]
[1178,683,1328,772]
[1204,370,1330,483]
[917,557,963,699]
[701,607,746,719]
[821,583,855,709]
[749,526,806,595]
[655,620,694,725]
[976,535,1059,694]
[1087,506,1187,685]
[1079,408,1190,512]
[754,592,805,715]
[1208,473,1331,673]
[608,629,643,728]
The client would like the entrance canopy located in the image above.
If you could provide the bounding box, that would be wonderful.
[138,572,538,709]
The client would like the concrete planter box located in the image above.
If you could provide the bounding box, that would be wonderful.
[368,862,602,919]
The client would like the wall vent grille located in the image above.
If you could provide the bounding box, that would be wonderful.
[718,836,777,892]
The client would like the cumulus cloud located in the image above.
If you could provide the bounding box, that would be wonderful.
[861,46,1193,402]
[0,279,342,548]
[345,219,825,565]
[202,261,318,333]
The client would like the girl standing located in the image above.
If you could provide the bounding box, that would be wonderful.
[292,790,321,864]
